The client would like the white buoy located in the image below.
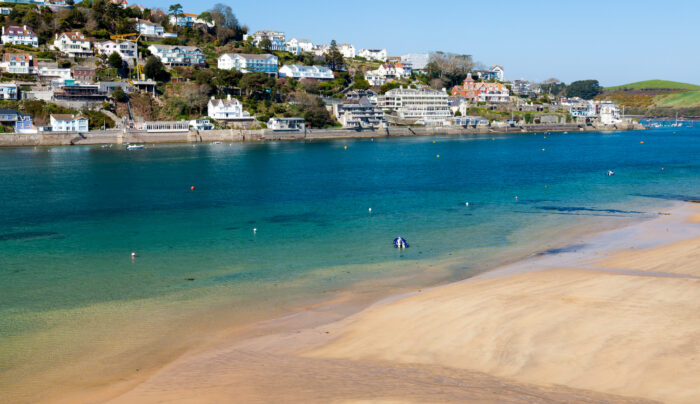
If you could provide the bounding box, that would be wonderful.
[369,208,372,213]
[465,202,469,206]
[131,252,136,259]
[253,228,257,234]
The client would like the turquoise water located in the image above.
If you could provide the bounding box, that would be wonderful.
[1,128,699,376]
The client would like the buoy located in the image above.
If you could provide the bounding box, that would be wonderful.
[131,252,136,259]
[253,228,257,234]
[465,202,469,206]
[190,186,195,191]
[436,154,440,158]
[542,148,546,151]
[344,145,347,150]
[433,140,436,143]
[640,141,644,144]
[515,196,518,200]
[368,208,372,213]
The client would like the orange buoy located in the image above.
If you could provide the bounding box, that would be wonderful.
[640,141,644,144]
[190,186,195,191]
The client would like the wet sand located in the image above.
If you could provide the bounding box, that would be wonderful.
[90,203,700,404]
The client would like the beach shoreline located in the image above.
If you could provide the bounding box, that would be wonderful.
[53,201,699,404]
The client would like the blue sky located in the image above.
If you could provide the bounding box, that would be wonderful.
[140,0,700,86]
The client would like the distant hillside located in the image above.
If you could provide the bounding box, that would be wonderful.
[605,80,700,91]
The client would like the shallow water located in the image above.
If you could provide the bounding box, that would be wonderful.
[1,127,699,396]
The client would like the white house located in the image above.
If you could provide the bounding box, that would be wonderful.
[401,53,429,70]
[147,44,205,66]
[267,117,305,131]
[365,63,412,86]
[379,86,451,124]
[0,82,18,100]
[50,114,89,132]
[136,19,165,37]
[599,101,621,125]
[358,48,387,61]
[207,95,251,121]
[217,53,278,75]
[1,25,38,47]
[36,62,72,79]
[285,38,313,54]
[339,42,355,58]
[333,97,386,128]
[310,44,329,57]
[170,13,215,28]
[96,40,137,60]
[279,64,333,80]
[473,64,505,81]
[1,53,35,74]
[249,30,286,51]
[52,32,92,58]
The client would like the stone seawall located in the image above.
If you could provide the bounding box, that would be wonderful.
[0,122,644,147]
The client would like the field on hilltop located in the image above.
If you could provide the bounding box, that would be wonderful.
[600,80,700,116]
[605,80,700,91]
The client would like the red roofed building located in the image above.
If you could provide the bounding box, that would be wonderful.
[451,75,510,103]
[1,53,37,74]
[1,25,38,47]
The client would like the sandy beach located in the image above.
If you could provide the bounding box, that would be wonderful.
[67,202,698,404]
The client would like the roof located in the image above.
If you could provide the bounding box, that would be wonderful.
[58,31,87,41]
[150,44,201,52]
[209,97,241,108]
[182,12,198,17]
[226,53,276,60]
[51,114,87,121]
[4,25,37,36]
[4,53,32,62]
[0,109,20,115]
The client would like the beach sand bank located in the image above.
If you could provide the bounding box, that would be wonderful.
[93,203,700,403]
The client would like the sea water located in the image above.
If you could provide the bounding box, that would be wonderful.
[1,127,699,393]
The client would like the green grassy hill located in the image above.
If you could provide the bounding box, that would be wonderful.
[605,80,700,91]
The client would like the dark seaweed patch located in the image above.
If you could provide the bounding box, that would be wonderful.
[0,231,59,242]
[537,206,644,214]
[264,212,324,223]
[536,244,587,256]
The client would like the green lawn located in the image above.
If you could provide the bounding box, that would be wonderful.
[606,80,700,91]
[653,91,700,107]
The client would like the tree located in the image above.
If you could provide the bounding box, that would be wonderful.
[565,80,601,100]
[144,55,169,82]
[168,3,182,24]
[108,51,122,69]
[292,91,334,127]
[352,71,370,90]
[258,38,272,51]
[209,3,243,44]
[239,72,274,98]
[324,40,344,72]
[425,52,473,88]
[112,86,127,102]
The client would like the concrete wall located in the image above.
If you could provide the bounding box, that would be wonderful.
[0,122,645,147]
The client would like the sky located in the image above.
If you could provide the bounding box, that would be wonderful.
[140,0,700,86]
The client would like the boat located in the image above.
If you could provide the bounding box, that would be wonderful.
[213,141,222,144]
[606,170,615,176]
[126,144,145,150]
[393,237,409,249]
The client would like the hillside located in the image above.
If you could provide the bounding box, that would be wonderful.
[605,80,700,91]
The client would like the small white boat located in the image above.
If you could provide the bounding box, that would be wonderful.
[213,141,222,144]
[606,170,615,176]
[126,144,145,150]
